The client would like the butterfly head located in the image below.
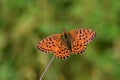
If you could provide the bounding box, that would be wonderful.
[62,32,71,40]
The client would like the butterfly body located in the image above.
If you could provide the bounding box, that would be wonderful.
[62,32,72,52]
[37,29,96,59]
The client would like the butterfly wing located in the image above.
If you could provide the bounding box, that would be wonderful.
[70,29,96,45]
[37,34,62,53]
[69,29,96,54]
[54,40,70,59]
[71,39,87,54]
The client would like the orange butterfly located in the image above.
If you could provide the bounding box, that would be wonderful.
[37,29,96,59]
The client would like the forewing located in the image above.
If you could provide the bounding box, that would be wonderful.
[37,34,62,53]
[54,41,70,59]
[70,29,96,45]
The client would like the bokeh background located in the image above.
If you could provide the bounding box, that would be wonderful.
[0,0,120,80]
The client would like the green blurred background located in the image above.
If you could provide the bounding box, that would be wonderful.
[0,0,120,80]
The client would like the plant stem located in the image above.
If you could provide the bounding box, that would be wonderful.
[39,55,55,80]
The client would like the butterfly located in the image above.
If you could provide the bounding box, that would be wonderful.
[37,29,96,59]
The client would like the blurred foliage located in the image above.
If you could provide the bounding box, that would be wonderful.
[0,0,120,80]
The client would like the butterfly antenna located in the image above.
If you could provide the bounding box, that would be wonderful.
[63,28,67,33]
[71,17,82,29]
[63,28,66,31]
[39,55,55,80]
